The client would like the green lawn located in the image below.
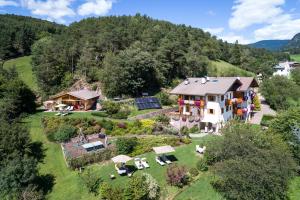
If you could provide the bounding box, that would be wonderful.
[25,111,221,200]
[25,111,300,200]
[209,60,254,77]
[3,56,38,92]
[291,54,300,62]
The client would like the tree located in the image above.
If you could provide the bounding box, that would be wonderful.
[166,164,189,187]
[260,75,300,110]
[0,118,41,199]
[291,68,300,86]
[205,122,296,200]
[101,42,160,97]
[269,107,300,165]
[229,41,241,65]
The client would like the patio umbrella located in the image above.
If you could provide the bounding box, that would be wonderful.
[152,145,175,154]
[111,155,132,163]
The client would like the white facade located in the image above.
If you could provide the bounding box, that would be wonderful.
[273,61,297,77]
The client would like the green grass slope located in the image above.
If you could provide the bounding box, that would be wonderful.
[291,54,300,62]
[209,60,255,77]
[3,56,38,92]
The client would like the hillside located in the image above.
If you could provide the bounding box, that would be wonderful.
[285,33,300,54]
[0,14,65,60]
[30,14,282,97]
[3,56,38,92]
[249,40,289,51]
[209,60,254,77]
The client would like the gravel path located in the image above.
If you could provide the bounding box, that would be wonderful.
[250,94,276,125]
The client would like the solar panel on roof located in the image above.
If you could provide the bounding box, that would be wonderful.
[135,97,162,110]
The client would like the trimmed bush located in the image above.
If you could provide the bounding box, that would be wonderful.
[91,112,109,118]
[111,110,130,119]
[116,137,138,154]
[155,114,170,124]
[102,101,121,115]
[53,125,77,142]
[156,91,173,106]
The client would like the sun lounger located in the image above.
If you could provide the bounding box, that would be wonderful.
[155,156,165,166]
[134,158,144,170]
[141,158,149,168]
[61,112,68,116]
[115,164,127,175]
[196,145,206,154]
[65,106,71,111]
[161,155,172,164]
[69,106,74,111]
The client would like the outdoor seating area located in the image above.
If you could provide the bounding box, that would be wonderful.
[134,158,150,169]
[112,155,133,176]
[153,145,175,166]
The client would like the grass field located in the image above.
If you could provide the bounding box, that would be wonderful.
[209,60,255,77]
[291,54,300,62]
[25,111,222,200]
[3,56,38,92]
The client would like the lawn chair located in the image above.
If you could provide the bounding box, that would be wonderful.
[134,158,144,170]
[55,112,61,116]
[65,106,71,111]
[155,156,165,166]
[141,158,149,168]
[69,106,74,111]
[196,145,206,154]
[161,155,172,164]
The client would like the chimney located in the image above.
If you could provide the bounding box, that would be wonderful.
[201,77,206,84]
[206,77,210,82]
[184,79,189,85]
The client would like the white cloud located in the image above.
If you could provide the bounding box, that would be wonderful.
[0,0,18,7]
[219,33,252,44]
[203,27,224,35]
[78,0,113,16]
[21,0,75,23]
[229,0,285,30]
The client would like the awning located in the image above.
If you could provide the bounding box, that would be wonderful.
[153,145,175,154]
[111,155,132,163]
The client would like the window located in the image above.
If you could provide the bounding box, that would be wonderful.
[208,109,214,114]
[221,108,224,114]
[226,106,229,112]
[184,95,189,100]
[229,106,232,110]
[208,95,216,102]
[221,95,224,101]
[190,96,195,100]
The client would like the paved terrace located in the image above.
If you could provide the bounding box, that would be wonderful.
[250,94,276,125]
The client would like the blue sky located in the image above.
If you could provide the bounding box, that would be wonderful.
[1,0,300,44]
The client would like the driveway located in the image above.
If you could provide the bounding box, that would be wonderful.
[250,94,276,125]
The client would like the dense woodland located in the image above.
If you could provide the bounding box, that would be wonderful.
[0,14,64,60]
[27,14,288,97]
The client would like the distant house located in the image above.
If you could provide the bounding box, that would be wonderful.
[169,77,258,132]
[46,89,100,111]
[273,61,300,77]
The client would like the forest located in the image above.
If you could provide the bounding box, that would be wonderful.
[28,14,289,97]
[0,14,64,60]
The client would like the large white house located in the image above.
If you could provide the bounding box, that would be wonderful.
[169,77,258,133]
[273,61,300,77]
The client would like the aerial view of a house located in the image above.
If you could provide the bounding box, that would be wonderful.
[1,1,300,200]
[169,77,258,132]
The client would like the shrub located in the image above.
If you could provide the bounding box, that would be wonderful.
[189,125,200,133]
[196,159,208,172]
[180,126,189,136]
[156,91,173,106]
[189,167,199,177]
[102,101,120,115]
[99,182,124,200]
[166,164,189,188]
[116,122,127,129]
[53,125,77,142]
[99,119,114,131]
[155,114,170,124]
[143,173,160,200]
[260,115,275,127]
[91,112,109,118]
[111,110,130,119]
[253,95,261,111]
[116,137,138,154]
[124,174,148,200]
[80,168,102,194]
[141,119,155,129]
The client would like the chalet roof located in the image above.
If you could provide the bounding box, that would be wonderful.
[237,77,259,91]
[170,77,257,96]
[51,89,100,100]
[68,89,100,100]
[170,77,242,96]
